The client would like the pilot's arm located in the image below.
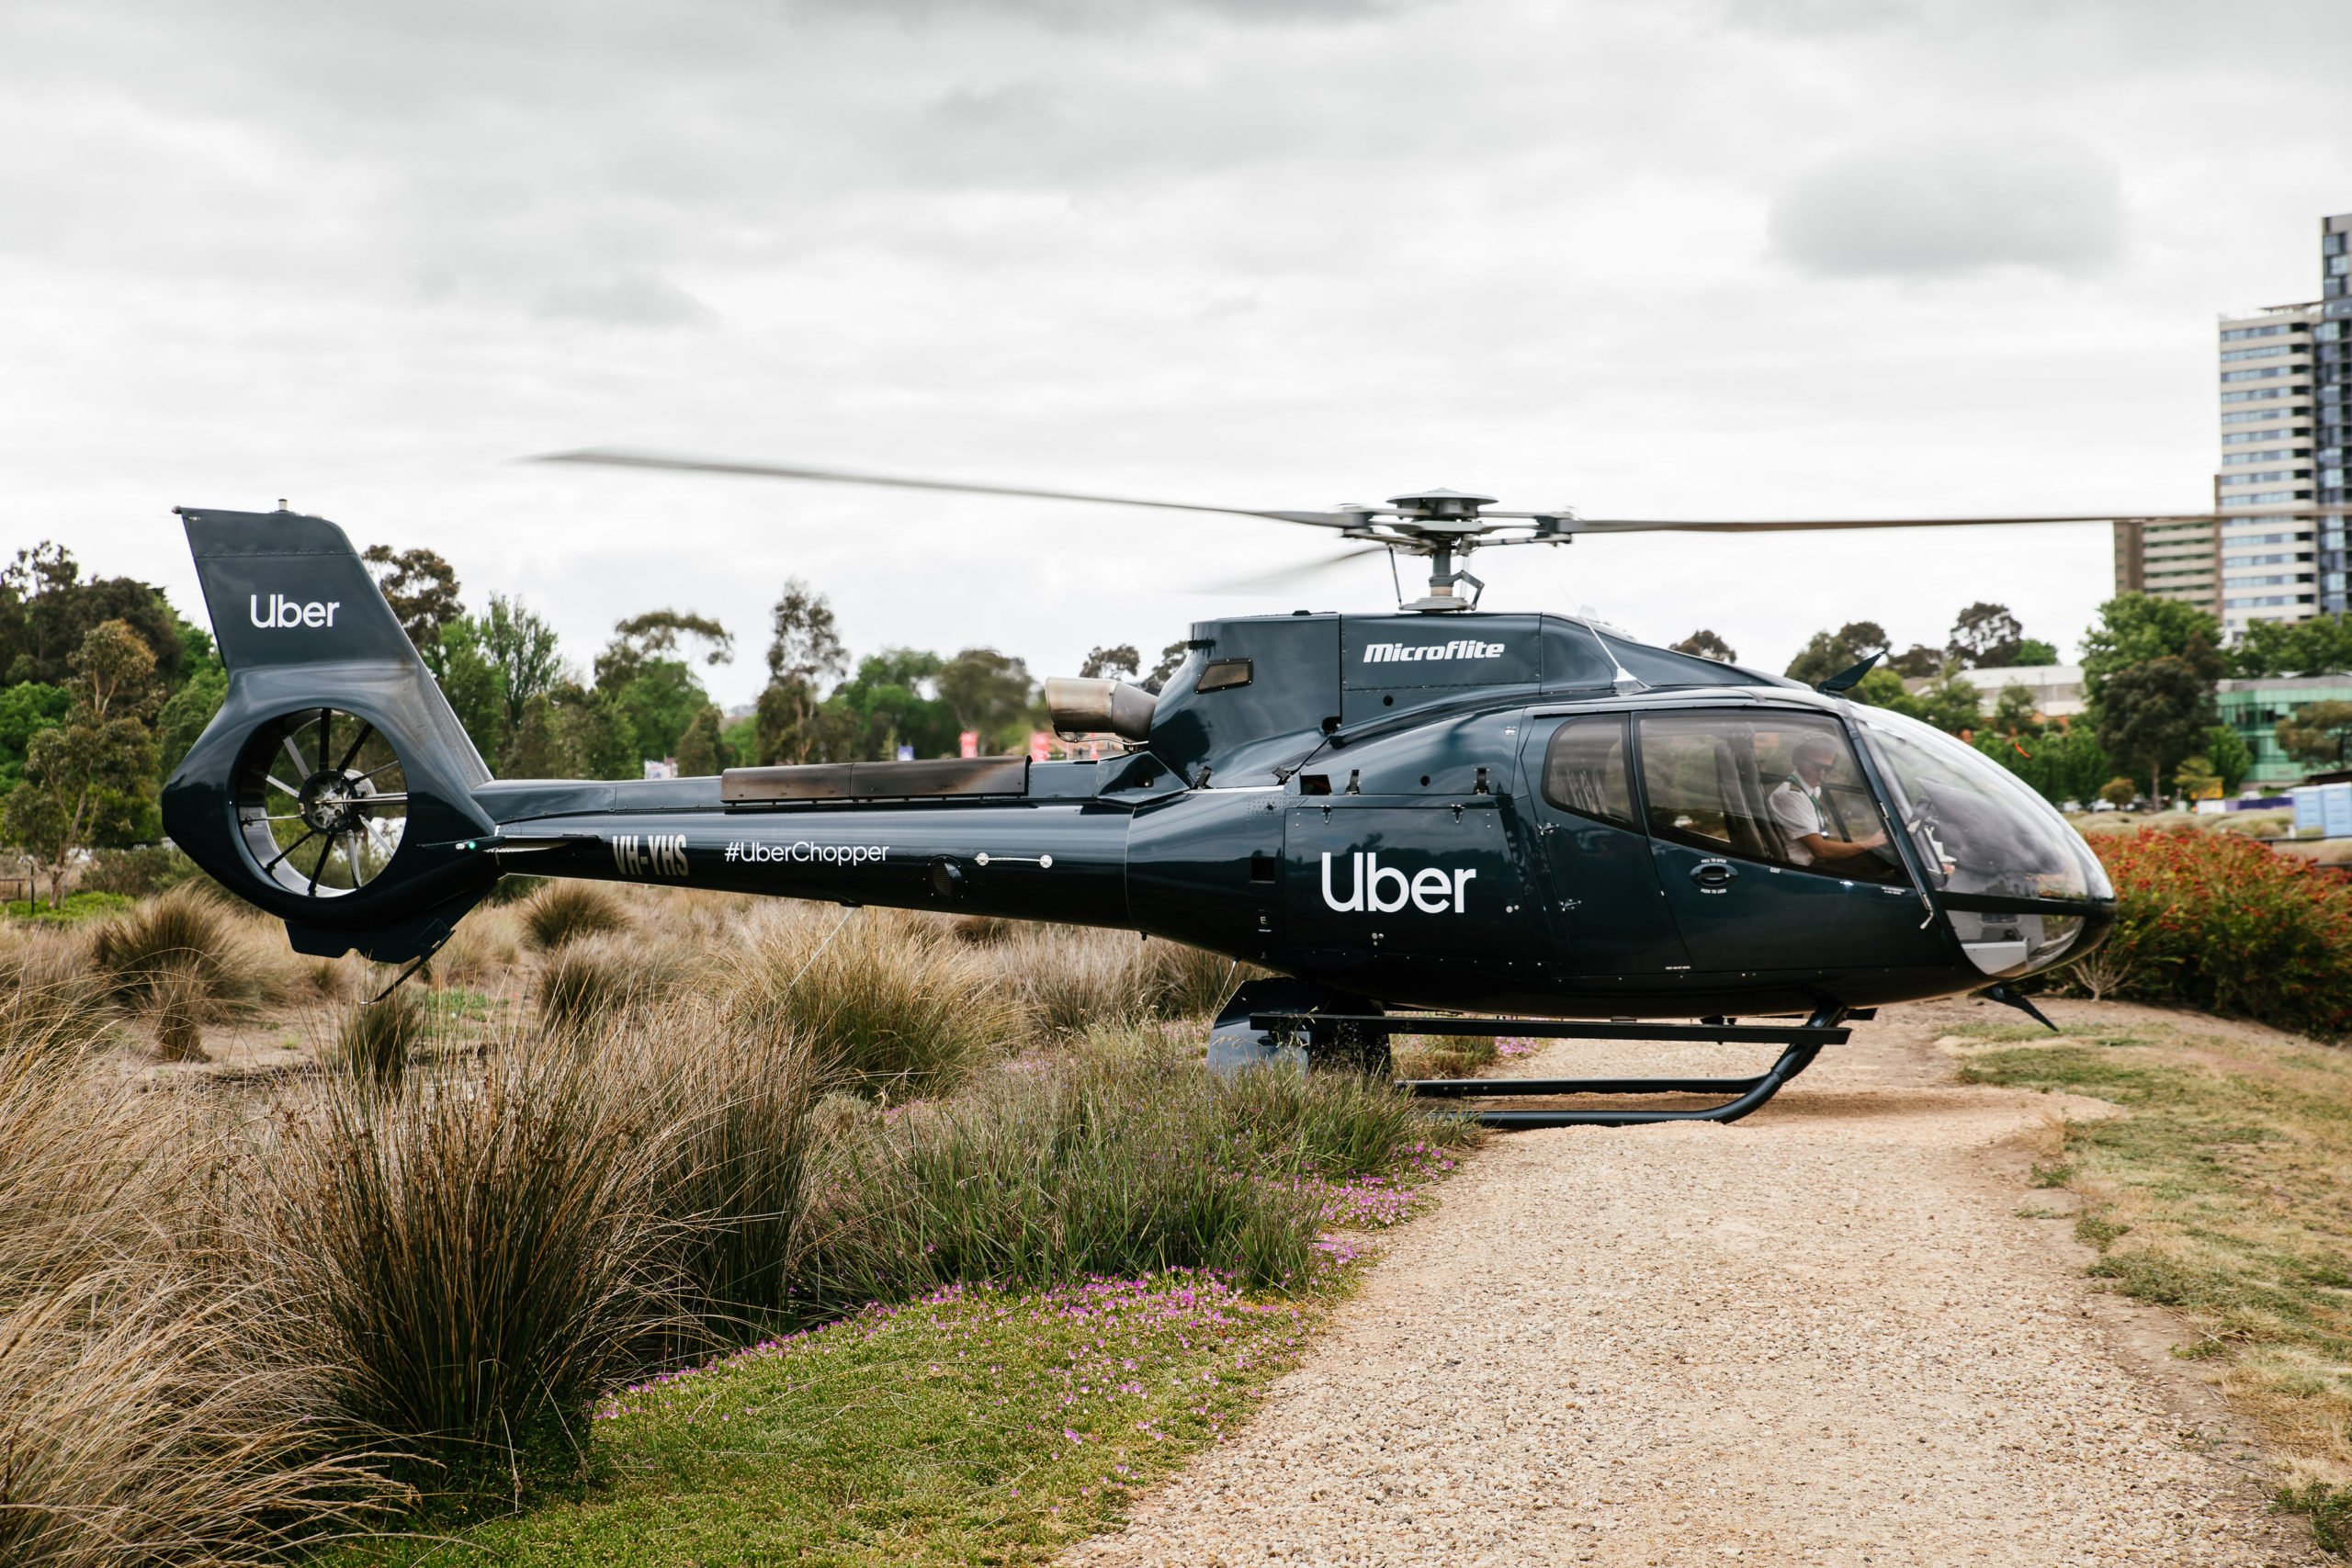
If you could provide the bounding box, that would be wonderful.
[1769,780,1886,864]
[1796,827,1888,863]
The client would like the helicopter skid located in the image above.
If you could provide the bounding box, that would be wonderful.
[1406,1041,1820,1129]
[1254,1006,1844,1130]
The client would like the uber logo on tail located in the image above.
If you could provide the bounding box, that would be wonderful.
[1320,852,1475,914]
[613,834,689,878]
[250,593,341,628]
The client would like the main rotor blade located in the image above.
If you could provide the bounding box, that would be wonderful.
[533,447,1367,530]
[1188,544,1392,595]
[1566,511,2226,535]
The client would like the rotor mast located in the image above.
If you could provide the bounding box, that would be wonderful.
[1375,489,1502,613]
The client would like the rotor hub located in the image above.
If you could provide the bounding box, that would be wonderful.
[1385,488,1497,521]
[296,769,376,837]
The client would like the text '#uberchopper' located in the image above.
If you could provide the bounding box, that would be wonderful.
[160,454,2182,1128]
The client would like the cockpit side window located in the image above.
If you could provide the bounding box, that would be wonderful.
[1635,711,1901,881]
[1539,716,1637,829]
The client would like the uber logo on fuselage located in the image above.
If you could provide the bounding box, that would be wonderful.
[250,593,342,629]
[1320,852,1476,914]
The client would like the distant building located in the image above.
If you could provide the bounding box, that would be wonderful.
[2320,210,2352,613]
[2213,299,2320,633]
[2114,209,2352,629]
[1910,663,2086,720]
[2217,673,2352,789]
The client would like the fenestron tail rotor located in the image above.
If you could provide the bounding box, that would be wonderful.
[531,445,2244,614]
[233,708,409,898]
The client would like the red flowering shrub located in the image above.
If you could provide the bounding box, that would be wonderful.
[2051,828,2352,1041]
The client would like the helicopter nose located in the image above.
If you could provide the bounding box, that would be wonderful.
[1848,705,2116,982]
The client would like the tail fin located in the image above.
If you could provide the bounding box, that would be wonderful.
[164,507,497,962]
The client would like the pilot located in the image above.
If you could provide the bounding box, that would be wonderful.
[1769,737,1887,868]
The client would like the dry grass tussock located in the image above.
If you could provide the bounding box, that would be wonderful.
[326,986,428,1089]
[0,930,111,1051]
[234,1038,692,1482]
[718,904,1022,1099]
[536,931,695,1039]
[87,884,303,1013]
[0,876,1482,1553]
[518,880,631,951]
[434,903,523,988]
[1,998,407,1563]
[934,919,1242,1037]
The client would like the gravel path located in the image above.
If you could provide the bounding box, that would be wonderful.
[1068,998,2322,1567]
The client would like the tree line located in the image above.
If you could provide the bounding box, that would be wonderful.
[1670,597,2352,808]
[0,538,1179,902]
[353,547,1179,778]
[9,531,2351,902]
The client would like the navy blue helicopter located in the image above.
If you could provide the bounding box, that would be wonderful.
[161,457,2182,1126]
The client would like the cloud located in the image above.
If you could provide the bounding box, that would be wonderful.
[1766,130,2126,279]
[533,268,720,329]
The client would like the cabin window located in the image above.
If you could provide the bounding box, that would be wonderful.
[1539,716,1637,829]
[1198,658,1252,693]
[1634,711,1901,880]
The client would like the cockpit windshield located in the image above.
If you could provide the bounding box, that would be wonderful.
[1852,706,2111,904]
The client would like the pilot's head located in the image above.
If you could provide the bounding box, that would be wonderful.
[1792,737,1840,785]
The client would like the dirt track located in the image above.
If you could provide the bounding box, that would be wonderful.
[1067,997,2323,1567]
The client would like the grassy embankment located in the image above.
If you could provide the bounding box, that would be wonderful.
[2,876,1479,1567]
[1955,1018,2352,1552]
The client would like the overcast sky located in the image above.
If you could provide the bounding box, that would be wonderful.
[5,0,2347,705]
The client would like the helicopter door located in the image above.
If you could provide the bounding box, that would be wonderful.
[1518,714,1689,977]
[1633,709,1933,973]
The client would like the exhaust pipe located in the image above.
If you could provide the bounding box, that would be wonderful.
[1044,675,1156,742]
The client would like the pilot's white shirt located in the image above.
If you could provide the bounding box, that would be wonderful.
[1767,777,1826,864]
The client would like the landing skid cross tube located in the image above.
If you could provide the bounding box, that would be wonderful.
[1249,1008,1851,1130]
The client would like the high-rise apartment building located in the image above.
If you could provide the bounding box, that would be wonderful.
[2317,211,2351,614]
[2115,210,2352,628]
[2214,299,2317,632]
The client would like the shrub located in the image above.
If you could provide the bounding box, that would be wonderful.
[80,843,207,899]
[243,1044,684,1481]
[724,908,1019,1100]
[518,881,630,951]
[802,1033,1477,1307]
[2050,828,2352,1040]
[88,885,293,1011]
[808,1052,1319,1303]
[328,988,425,1089]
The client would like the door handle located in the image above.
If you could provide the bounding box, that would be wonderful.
[1690,862,1738,888]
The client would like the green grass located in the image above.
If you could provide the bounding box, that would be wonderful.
[425,987,498,1022]
[1960,1027,2352,1505]
[4,891,133,924]
[325,1271,1328,1566]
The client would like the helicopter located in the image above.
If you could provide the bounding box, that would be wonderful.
[159,457,2192,1127]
